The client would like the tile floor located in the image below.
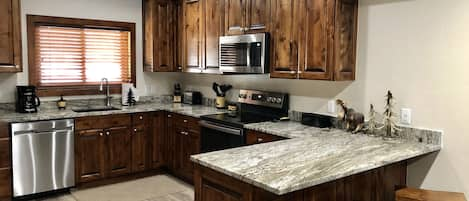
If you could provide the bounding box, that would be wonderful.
[36,175,194,201]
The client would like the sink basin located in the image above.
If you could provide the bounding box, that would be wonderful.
[72,106,121,113]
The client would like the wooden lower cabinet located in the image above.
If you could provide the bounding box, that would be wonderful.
[0,121,11,200]
[106,127,132,178]
[195,162,407,201]
[246,130,286,145]
[76,129,106,183]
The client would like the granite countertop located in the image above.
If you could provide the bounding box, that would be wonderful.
[0,103,225,123]
[191,121,441,195]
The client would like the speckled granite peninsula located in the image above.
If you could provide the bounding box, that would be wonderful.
[191,121,442,195]
[0,101,225,123]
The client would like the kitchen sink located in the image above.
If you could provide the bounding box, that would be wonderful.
[72,106,121,113]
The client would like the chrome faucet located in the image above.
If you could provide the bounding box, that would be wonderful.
[100,78,112,107]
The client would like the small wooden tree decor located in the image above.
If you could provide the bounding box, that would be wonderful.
[379,90,401,137]
[366,104,379,135]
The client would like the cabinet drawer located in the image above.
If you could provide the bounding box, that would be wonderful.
[0,122,8,138]
[173,114,199,128]
[76,115,131,130]
[0,168,11,199]
[246,130,286,145]
[131,113,150,125]
[0,139,10,168]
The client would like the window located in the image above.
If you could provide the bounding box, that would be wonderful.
[27,15,136,96]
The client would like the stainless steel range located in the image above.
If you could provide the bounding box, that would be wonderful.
[200,89,289,153]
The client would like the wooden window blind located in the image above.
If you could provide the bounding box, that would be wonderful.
[28,15,136,96]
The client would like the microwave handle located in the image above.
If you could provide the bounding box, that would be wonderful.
[199,120,243,136]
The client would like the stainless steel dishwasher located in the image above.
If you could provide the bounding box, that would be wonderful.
[11,119,75,197]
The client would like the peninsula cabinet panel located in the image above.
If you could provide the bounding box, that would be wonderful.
[106,126,132,178]
[270,0,301,79]
[131,125,148,172]
[143,0,177,72]
[76,129,106,183]
[224,0,245,35]
[183,0,203,72]
[0,0,22,73]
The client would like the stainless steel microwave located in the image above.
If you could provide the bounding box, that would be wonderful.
[219,33,270,74]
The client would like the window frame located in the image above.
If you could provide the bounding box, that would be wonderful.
[27,15,136,96]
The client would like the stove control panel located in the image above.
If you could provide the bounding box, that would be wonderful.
[238,90,288,108]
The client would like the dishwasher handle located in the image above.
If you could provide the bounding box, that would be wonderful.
[14,127,74,136]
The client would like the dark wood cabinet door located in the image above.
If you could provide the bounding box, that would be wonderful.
[201,183,243,201]
[333,0,358,81]
[304,181,343,201]
[183,0,203,72]
[179,130,200,181]
[0,0,21,72]
[165,113,177,170]
[176,0,184,71]
[143,0,176,72]
[344,170,377,201]
[246,130,286,145]
[106,126,132,178]
[131,125,148,172]
[151,112,165,168]
[0,168,11,200]
[76,129,105,183]
[224,0,245,35]
[270,0,301,79]
[299,0,333,80]
[245,0,270,33]
[203,0,223,71]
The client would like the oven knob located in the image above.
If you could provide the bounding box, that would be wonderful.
[276,98,282,104]
[266,97,272,102]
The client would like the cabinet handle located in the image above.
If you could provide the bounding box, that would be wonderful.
[183,119,188,123]
[289,71,297,74]
[106,131,110,136]
[134,128,138,132]
[139,116,143,120]
[99,132,103,136]
[257,138,264,142]
[167,114,172,118]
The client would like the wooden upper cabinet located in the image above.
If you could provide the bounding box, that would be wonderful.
[224,0,245,35]
[225,0,269,35]
[245,0,270,33]
[0,0,22,73]
[270,0,301,79]
[183,0,203,72]
[143,0,177,72]
[299,0,332,80]
[333,0,358,81]
[270,0,357,81]
[203,0,224,72]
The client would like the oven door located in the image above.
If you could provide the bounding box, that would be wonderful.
[200,120,245,153]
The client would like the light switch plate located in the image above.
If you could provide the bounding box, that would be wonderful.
[400,108,412,125]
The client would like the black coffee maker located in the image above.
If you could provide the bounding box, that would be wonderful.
[16,86,41,113]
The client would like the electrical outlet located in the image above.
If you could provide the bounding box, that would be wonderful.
[400,108,412,125]
[328,100,336,114]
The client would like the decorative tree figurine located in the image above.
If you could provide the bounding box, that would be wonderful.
[366,104,379,136]
[379,90,401,137]
[127,88,136,106]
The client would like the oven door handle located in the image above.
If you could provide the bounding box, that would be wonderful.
[199,120,243,136]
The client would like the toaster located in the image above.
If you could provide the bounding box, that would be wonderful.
[183,91,202,105]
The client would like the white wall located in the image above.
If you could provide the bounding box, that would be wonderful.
[181,0,469,195]
[0,0,179,103]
